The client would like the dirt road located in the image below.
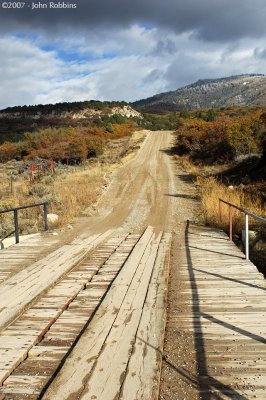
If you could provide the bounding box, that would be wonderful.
[42,130,199,399]
[80,130,176,236]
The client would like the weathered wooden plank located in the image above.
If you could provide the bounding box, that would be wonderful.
[0,231,140,395]
[120,233,171,400]
[0,235,60,285]
[0,231,121,387]
[0,230,113,331]
[176,223,266,399]
[79,233,163,400]
[42,227,155,399]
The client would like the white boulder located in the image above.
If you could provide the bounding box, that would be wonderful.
[47,213,59,225]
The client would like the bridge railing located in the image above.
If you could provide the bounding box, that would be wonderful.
[0,202,49,245]
[219,198,266,260]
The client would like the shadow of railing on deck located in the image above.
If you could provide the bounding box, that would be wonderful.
[201,312,266,345]
[136,221,251,399]
[189,244,245,259]
[194,268,266,292]
[136,336,199,388]
[185,220,249,400]
[188,231,229,241]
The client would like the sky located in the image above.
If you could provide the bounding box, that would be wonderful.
[0,0,266,109]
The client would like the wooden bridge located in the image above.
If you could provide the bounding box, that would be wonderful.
[0,221,265,399]
[177,222,266,400]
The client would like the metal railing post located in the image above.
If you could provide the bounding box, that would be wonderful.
[43,202,49,231]
[245,213,249,260]
[14,209,19,244]
[219,198,266,260]
[229,206,233,241]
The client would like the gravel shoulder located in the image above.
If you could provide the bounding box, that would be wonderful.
[159,167,200,400]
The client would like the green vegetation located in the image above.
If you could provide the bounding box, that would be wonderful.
[0,124,134,163]
[139,112,180,130]
[174,108,265,164]
[1,100,128,115]
[0,101,130,143]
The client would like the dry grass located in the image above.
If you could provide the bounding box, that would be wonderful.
[50,164,107,224]
[174,154,229,176]
[0,130,147,237]
[0,174,33,237]
[0,163,108,236]
[197,176,266,234]
[175,155,266,236]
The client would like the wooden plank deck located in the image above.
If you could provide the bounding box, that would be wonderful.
[0,230,113,331]
[41,228,171,400]
[0,234,60,284]
[0,231,139,393]
[0,226,171,400]
[176,222,266,400]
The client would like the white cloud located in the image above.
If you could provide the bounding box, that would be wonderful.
[35,54,168,104]
[0,30,168,107]
[61,25,158,57]
[0,36,62,108]
[0,27,265,109]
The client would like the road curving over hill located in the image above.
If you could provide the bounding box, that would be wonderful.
[83,130,177,236]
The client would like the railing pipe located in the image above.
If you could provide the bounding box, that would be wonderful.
[0,202,49,246]
[218,198,266,261]
[0,201,48,214]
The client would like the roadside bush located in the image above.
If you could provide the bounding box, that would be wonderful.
[0,142,19,162]
[0,123,134,164]
[29,184,50,198]
[175,109,264,164]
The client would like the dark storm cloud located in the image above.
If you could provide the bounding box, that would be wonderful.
[151,39,177,56]
[0,0,265,42]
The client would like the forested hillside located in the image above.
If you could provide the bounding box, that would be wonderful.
[0,101,142,144]
[133,75,266,113]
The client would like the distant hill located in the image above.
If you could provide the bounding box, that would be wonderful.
[0,101,142,143]
[0,100,141,119]
[133,74,266,113]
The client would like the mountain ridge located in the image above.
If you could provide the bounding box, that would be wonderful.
[132,74,266,112]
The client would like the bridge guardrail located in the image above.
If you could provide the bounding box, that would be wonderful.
[219,198,266,260]
[0,202,49,245]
